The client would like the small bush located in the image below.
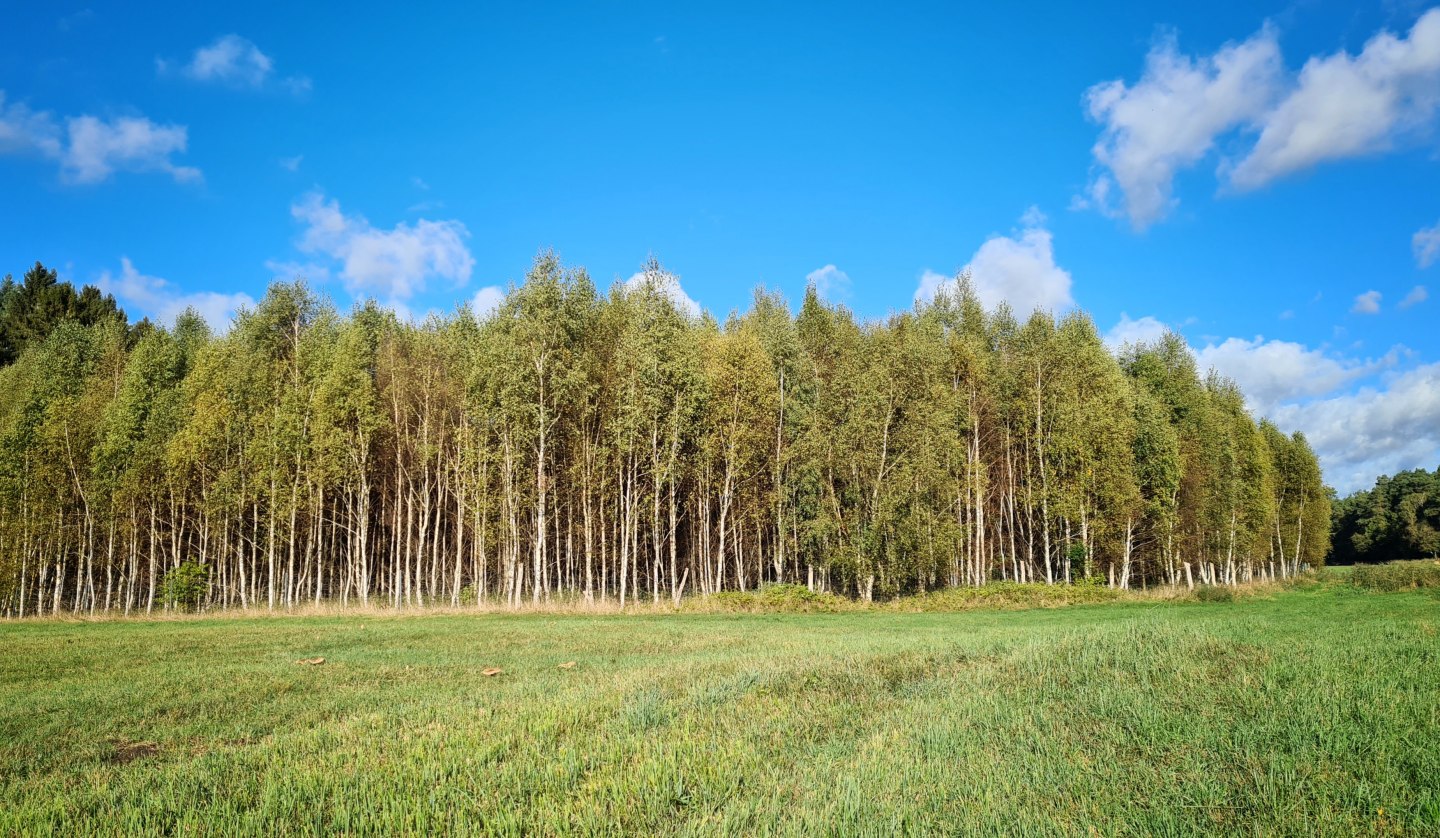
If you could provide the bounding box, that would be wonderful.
[690,583,846,613]
[1194,585,1234,603]
[1350,560,1440,592]
[160,562,209,612]
[899,580,1123,612]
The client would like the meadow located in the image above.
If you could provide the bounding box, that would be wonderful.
[2,579,1437,836]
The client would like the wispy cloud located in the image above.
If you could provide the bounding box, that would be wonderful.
[1415,219,1440,268]
[1352,290,1382,314]
[161,34,311,95]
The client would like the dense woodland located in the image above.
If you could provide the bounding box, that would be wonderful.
[1332,467,1440,564]
[0,255,1330,616]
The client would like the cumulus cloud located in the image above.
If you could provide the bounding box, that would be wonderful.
[805,264,851,300]
[916,208,1074,314]
[1229,10,1440,188]
[1400,285,1428,309]
[1416,220,1440,268]
[471,285,505,318]
[1352,289,1382,314]
[289,191,474,300]
[1084,28,1282,228]
[1189,335,1433,492]
[625,267,701,317]
[279,154,303,172]
[163,34,311,94]
[0,91,197,184]
[1195,335,1386,416]
[98,257,253,332]
[1084,9,1440,227]
[1271,362,1440,494]
[61,115,200,184]
[1104,313,1170,351]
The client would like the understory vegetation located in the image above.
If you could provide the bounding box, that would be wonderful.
[2,583,1435,835]
[1,255,1328,617]
[1347,558,1440,591]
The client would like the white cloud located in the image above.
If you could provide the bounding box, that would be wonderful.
[264,259,331,284]
[61,115,200,184]
[916,208,1074,314]
[915,270,951,305]
[1084,9,1440,227]
[471,285,505,318]
[624,268,701,317]
[1416,220,1440,268]
[98,257,253,332]
[1195,335,1385,416]
[168,34,310,94]
[805,264,851,300]
[1178,329,1435,493]
[289,191,474,300]
[1229,10,1440,188]
[279,154,302,172]
[186,34,272,86]
[1352,289,1382,314]
[0,91,62,157]
[0,92,196,184]
[1271,362,1440,494]
[1083,28,1282,228]
[1400,285,1428,309]
[1104,313,1170,351]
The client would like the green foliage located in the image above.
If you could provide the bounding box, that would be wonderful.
[898,580,1124,611]
[0,262,1329,616]
[695,582,848,613]
[159,562,209,611]
[0,262,127,366]
[1333,467,1440,565]
[1349,559,1440,591]
[1193,584,1235,603]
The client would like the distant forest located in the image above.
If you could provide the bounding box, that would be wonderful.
[1332,467,1440,564]
[1,255,1330,617]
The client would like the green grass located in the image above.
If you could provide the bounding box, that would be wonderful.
[3,584,1438,835]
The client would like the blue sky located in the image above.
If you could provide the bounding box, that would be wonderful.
[2,1,1438,492]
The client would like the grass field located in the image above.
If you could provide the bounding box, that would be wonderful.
[3,582,1438,835]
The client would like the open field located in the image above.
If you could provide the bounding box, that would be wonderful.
[3,582,1438,835]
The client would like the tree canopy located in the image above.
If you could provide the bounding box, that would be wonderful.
[0,256,1330,615]
[1331,467,1440,564]
[0,262,128,366]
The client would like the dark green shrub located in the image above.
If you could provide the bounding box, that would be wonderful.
[691,583,845,613]
[1194,585,1234,603]
[160,562,209,612]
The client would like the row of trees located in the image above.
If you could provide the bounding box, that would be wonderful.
[1331,467,1440,564]
[0,255,1330,616]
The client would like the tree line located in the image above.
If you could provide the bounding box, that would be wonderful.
[1331,467,1440,564]
[0,254,1330,616]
